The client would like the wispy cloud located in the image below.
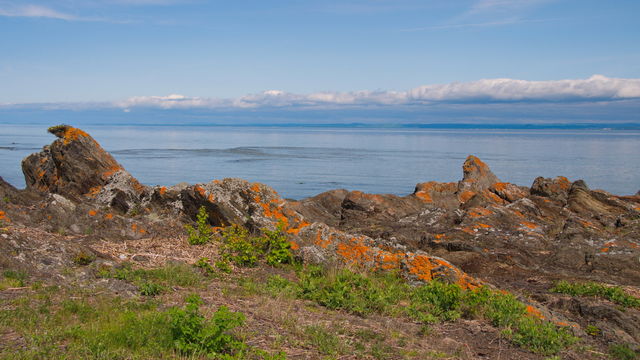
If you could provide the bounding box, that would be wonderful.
[111,75,640,110]
[0,4,77,20]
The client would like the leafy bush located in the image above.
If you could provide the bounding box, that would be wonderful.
[551,280,640,308]
[194,257,216,275]
[298,266,408,315]
[408,280,463,322]
[185,206,213,245]
[169,294,246,356]
[139,282,165,296]
[220,224,263,266]
[263,222,293,266]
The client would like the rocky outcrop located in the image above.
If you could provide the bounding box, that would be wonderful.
[530,176,572,203]
[22,125,146,211]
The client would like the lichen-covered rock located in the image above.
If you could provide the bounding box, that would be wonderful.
[413,181,459,209]
[490,182,529,202]
[458,155,500,192]
[530,176,572,203]
[22,125,146,208]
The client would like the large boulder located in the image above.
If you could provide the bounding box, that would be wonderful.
[458,155,500,192]
[530,176,572,203]
[22,125,146,211]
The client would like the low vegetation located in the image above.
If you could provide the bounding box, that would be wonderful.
[98,262,204,296]
[551,280,640,308]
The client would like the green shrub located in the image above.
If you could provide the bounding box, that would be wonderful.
[169,294,246,356]
[0,269,27,289]
[185,206,213,245]
[263,222,293,266]
[139,282,165,296]
[408,280,463,322]
[220,224,262,266]
[551,280,640,308]
[215,259,233,273]
[73,251,96,266]
[194,257,216,275]
[298,267,408,315]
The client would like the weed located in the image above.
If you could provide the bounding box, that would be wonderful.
[265,275,298,298]
[609,344,638,360]
[185,206,213,245]
[304,324,346,355]
[139,282,165,296]
[220,224,262,266]
[104,262,204,292]
[551,280,640,308]
[169,294,246,356]
[72,251,96,266]
[585,324,601,336]
[263,222,293,266]
[194,257,216,275]
[2,196,9,203]
[0,269,27,289]
[215,259,233,273]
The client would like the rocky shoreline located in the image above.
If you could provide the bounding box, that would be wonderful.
[1,125,639,358]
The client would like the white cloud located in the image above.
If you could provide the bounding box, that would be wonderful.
[0,4,76,20]
[114,75,640,110]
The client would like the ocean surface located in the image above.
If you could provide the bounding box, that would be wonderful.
[1,125,639,199]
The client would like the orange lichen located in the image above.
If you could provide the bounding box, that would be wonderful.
[289,241,300,251]
[213,179,221,185]
[194,185,206,197]
[0,211,9,223]
[526,305,545,320]
[434,233,446,240]
[458,190,476,203]
[476,223,491,229]
[378,251,402,270]
[102,166,122,179]
[314,230,333,249]
[88,210,98,217]
[493,182,508,191]
[286,221,310,235]
[86,186,102,197]
[131,223,137,232]
[511,209,525,218]
[468,207,493,218]
[37,170,46,178]
[104,213,113,220]
[520,221,538,229]
[62,127,90,145]
[600,247,610,253]
[463,155,489,175]
[557,176,571,190]
[485,191,506,204]
[461,227,476,235]
[159,186,167,196]
[634,206,640,212]
[407,255,434,281]
[336,237,373,266]
[208,194,215,202]
[415,191,433,202]
[139,228,147,234]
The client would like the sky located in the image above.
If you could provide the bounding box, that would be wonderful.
[0,0,639,123]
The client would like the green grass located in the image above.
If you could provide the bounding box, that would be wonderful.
[551,280,640,308]
[0,270,27,290]
[303,324,347,356]
[609,344,638,360]
[99,262,204,295]
[291,266,577,355]
[0,291,253,359]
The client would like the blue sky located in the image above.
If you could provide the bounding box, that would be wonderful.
[0,0,639,121]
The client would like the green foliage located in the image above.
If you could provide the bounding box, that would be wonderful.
[72,251,96,266]
[215,259,233,273]
[298,266,408,315]
[551,280,640,308]
[185,206,213,245]
[194,257,216,275]
[47,124,69,135]
[265,275,298,298]
[139,282,165,296]
[585,324,601,336]
[408,280,463,322]
[263,222,293,266]
[102,262,204,293]
[220,224,262,266]
[609,344,638,360]
[304,325,347,356]
[169,294,246,356]
[0,269,27,289]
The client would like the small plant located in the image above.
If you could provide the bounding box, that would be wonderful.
[169,294,246,356]
[185,206,213,245]
[263,222,293,266]
[304,324,346,356]
[47,124,70,136]
[194,257,216,275]
[0,270,27,290]
[551,280,640,308]
[609,344,638,360]
[73,251,96,266]
[139,282,165,296]
[215,259,233,273]
[2,196,9,203]
[219,224,261,266]
[585,324,601,336]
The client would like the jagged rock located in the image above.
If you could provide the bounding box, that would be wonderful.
[530,176,572,203]
[490,182,529,202]
[22,125,146,207]
[288,189,348,227]
[458,155,500,192]
[413,181,459,209]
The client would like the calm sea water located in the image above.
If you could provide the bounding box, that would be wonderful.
[1,125,638,199]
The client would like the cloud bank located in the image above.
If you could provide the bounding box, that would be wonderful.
[115,75,640,110]
[0,4,76,20]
